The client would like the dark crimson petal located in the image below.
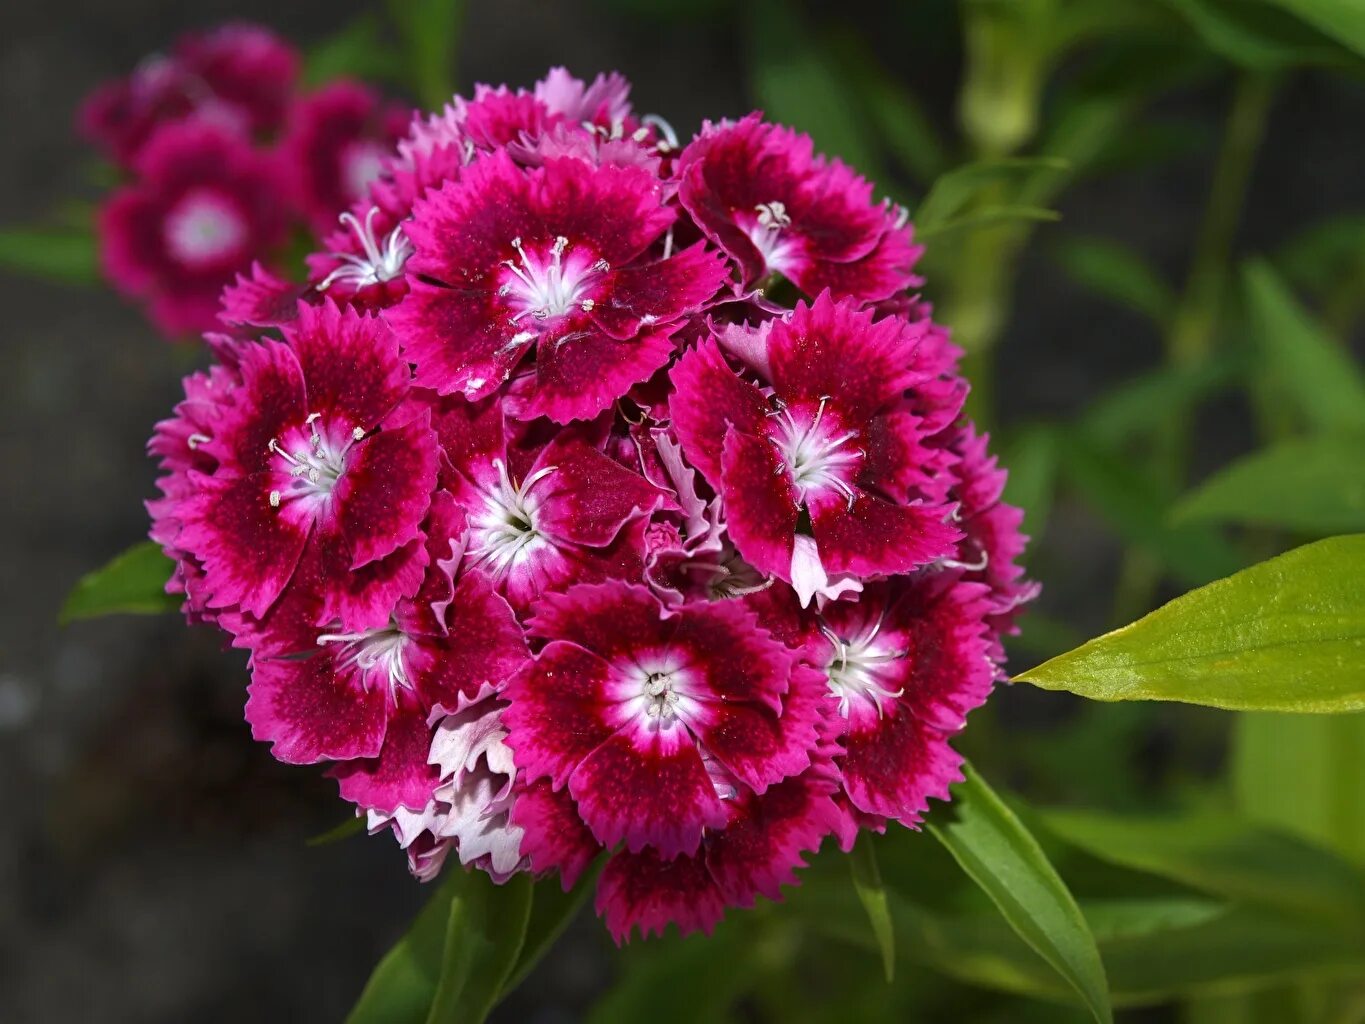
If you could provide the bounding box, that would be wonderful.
[388,277,525,400]
[244,646,388,764]
[287,301,410,430]
[532,156,673,267]
[429,393,508,481]
[678,158,766,285]
[668,338,770,487]
[509,326,678,424]
[720,426,798,581]
[588,242,730,341]
[794,226,922,304]
[667,599,792,713]
[308,527,428,634]
[333,412,439,569]
[767,293,928,424]
[524,581,669,661]
[705,770,845,906]
[511,779,601,889]
[180,470,310,618]
[534,440,672,547]
[840,708,963,824]
[596,845,726,943]
[206,338,306,473]
[330,697,441,813]
[567,723,727,857]
[502,640,618,787]
[418,572,529,713]
[861,406,940,503]
[808,491,959,578]
[220,262,307,328]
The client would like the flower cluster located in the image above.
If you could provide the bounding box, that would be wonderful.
[82,24,408,336]
[148,65,1035,941]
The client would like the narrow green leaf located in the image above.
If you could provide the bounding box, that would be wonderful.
[1052,236,1175,324]
[1057,435,1243,587]
[60,541,179,624]
[1016,535,1365,712]
[0,226,99,285]
[1261,0,1365,59]
[387,0,466,109]
[929,764,1113,1023]
[424,872,532,1024]
[1079,898,1228,942]
[305,815,365,847]
[1275,212,1365,302]
[1243,260,1365,434]
[1156,0,1350,69]
[915,157,1069,231]
[746,0,884,180]
[348,872,462,1024]
[1174,434,1365,533]
[1040,809,1365,929]
[1078,352,1243,448]
[1001,425,1060,544]
[917,205,1061,241]
[850,836,895,982]
[1234,711,1365,865]
[500,861,601,997]
[304,14,405,86]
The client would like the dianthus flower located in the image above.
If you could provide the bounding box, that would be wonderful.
[147,65,1034,944]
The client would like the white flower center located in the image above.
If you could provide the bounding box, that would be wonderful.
[163,190,247,268]
[820,618,905,719]
[748,200,799,275]
[317,623,412,696]
[266,413,364,511]
[467,459,557,578]
[317,206,414,292]
[623,652,694,725]
[498,235,607,325]
[768,397,861,509]
[341,140,388,203]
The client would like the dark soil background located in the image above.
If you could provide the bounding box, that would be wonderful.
[1,2,1361,1021]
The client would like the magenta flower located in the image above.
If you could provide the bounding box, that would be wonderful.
[678,114,920,302]
[78,22,299,166]
[175,302,438,625]
[502,582,824,859]
[100,121,290,336]
[388,151,730,422]
[670,293,961,604]
[280,81,412,235]
[433,398,673,609]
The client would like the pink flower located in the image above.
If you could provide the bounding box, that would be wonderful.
[670,293,961,604]
[78,23,299,166]
[502,582,824,859]
[280,81,412,234]
[175,301,438,626]
[678,114,921,302]
[433,398,673,609]
[816,574,995,825]
[99,122,290,337]
[388,151,730,422]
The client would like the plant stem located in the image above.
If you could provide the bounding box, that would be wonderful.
[1109,72,1274,626]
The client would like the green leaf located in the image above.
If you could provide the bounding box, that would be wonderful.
[850,836,895,982]
[1275,212,1365,302]
[1078,352,1243,448]
[1174,434,1365,533]
[1051,236,1175,324]
[60,541,179,624]
[1260,0,1365,58]
[0,226,99,285]
[746,0,884,180]
[1156,0,1352,69]
[1243,260,1365,434]
[424,872,532,1024]
[1078,898,1228,942]
[347,869,535,1024]
[915,157,1070,232]
[1234,711,1365,865]
[304,14,404,86]
[305,815,365,847]
[500,861,601,996]
[1057,435,1243,587]
[387,0,466,109]
[1040,809,1365,929]
[917,205,1061,241]
[348,871,462,1024]
[1016,534,1365,712]
[929,764,1113,1023]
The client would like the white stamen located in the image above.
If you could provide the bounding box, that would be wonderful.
[317,207,414,292]
[767,396,861,509]
[317,625,412,696]
[186,433,210,449]
[499,235,605,324]
[641,113,678,151]
[819,617,906,719]
[466,460,559,578]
